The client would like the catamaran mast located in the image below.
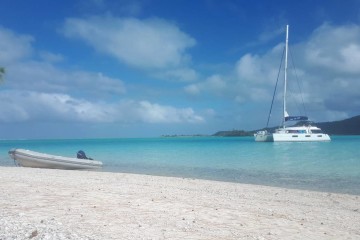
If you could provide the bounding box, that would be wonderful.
[283,25,289,127]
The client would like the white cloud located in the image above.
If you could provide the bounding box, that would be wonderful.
[0,91,204,124]
[0,27,126,97]
[235,43,283,85]
[0,25,205,129]
[184,74,227,96]
[0,91,105,122]
[236,54,261,82]
[137,101,204,123]
[61,16,196,70]
[6,62,126,96]
[297,24,360,119]
[305,23,360,74]
[68,71,126,95]
[0,26,34,63]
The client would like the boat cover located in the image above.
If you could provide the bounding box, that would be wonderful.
[285,116,308,121]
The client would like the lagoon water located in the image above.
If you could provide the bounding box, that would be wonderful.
[1,136,359,195]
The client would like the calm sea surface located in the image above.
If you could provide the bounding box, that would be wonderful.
[1,136,359,195]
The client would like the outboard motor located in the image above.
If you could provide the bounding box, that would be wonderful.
[77,150,92,160]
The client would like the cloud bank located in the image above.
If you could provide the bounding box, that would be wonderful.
[61,16,198,81]
[0,25,203,125]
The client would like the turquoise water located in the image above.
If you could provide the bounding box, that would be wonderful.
[1,136,359,195]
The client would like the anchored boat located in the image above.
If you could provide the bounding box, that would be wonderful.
[8,148,103,170]
[254,25,331,142]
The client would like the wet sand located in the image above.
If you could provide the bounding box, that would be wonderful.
[0,166,359,239]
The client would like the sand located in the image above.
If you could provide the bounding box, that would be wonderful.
[0,166,359,240]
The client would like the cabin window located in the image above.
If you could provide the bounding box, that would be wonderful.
[312,130,323,134]
[288,130,306,134]
[305,135,310,137]
[317,135,322,137]
[292,135,298,137]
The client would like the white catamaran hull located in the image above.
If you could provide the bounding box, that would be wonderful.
[254,131,274,142]
[255,126,331,142]
[8,149,103,170]
[272,133,331,142]
[255,132,330,142]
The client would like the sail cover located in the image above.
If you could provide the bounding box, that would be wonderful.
[285,116,308,121]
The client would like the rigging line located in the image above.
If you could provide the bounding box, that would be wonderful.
[266,46,285,128]
[289,48,308,116]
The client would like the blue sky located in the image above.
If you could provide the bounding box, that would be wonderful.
[1,0,360,139]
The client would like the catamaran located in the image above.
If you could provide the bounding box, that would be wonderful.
[254,25,331,142]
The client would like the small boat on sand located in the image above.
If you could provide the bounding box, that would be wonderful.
[8,149,103,170]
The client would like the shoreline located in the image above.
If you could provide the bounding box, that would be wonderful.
[3,161,360,196]
[1,166,359,239]
[100,165,360,196]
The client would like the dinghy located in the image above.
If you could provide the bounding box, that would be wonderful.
[8,149,103,170]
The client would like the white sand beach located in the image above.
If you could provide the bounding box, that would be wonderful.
[0,166,359,239]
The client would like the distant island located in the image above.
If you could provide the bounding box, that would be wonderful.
[213,115,360,137]
[212,130,251,137]
[161,134,208,138]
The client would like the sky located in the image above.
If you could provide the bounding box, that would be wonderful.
[0,0,360,139]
